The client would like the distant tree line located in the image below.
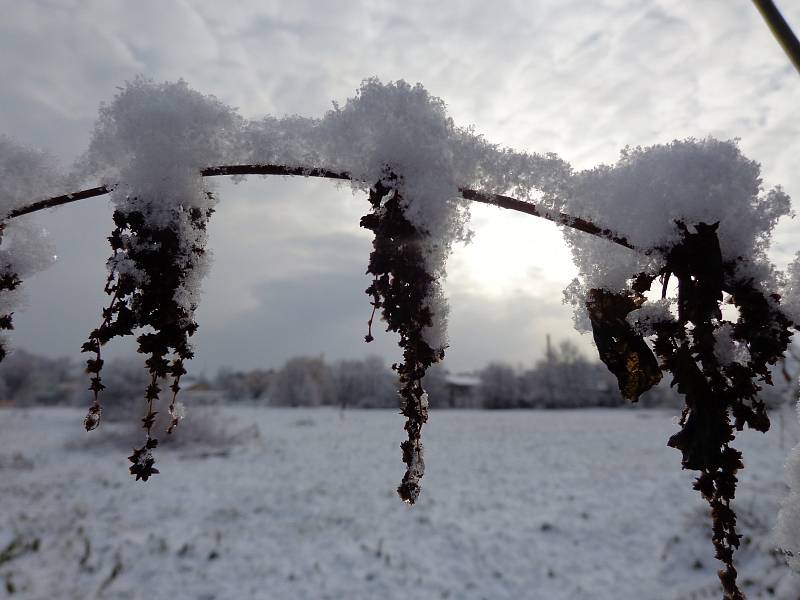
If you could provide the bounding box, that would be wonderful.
[0,340,745,411]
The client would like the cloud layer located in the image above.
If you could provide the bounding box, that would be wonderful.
[1,0,798,373]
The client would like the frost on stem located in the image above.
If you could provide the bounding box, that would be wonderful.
[586,223,793,599]
[361,175,442,504]
[563,139,795,598]
[321,79,564,502]
[321,80,473,503]
[80,78,239,478]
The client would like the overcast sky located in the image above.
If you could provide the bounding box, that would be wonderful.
[0,0,798,376]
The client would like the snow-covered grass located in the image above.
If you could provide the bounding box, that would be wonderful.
[0,406,797,599]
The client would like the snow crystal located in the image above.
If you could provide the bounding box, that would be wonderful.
[170,401,188,422]
[107,254,147,287]
[626,299,675,336]
[240,115,322,171]
[712,322,751,366]
[473,146,572,208]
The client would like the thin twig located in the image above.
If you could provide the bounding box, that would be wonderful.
[459,188,634,249]
[752,0,800,75]
[7,186,112,219]
[6,165,636,251]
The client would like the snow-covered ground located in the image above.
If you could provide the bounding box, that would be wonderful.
[0,406,797,599]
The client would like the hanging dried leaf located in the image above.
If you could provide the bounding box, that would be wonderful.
[586,287,662,401]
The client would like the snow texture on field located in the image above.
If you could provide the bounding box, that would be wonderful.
[0,407,797,599]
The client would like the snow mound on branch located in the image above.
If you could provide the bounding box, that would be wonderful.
[567,138,789,260]
[85,77,242,222]
[561,138,791,325]
[313,78,573,350]
[75,76,576,354]
[316,79,482,350]
[84,78,243,311]
[241,115,322,170]
[319,79,477,246]
[476,146,573,208]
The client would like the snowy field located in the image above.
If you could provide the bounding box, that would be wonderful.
[0,406,798,599]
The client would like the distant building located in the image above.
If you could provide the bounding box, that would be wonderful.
[443,374,482,408]
[180,376,225,405]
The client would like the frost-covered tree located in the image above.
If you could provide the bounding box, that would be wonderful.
[2,23,800,590]
[478,362,521,409]
[270,356,336,407]
[0,348,73,406]
[334,355,396,409]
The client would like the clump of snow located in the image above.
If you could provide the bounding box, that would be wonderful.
[85,77,242,210]
[626,299,675,336]
[84,77,242,311]
[0,136,65,216]
[473,146,573,208]
[319,79,475,244]
[240,115,322,171]
[561,138,791,322]
[0,219,56,353]
[712,322,751,366]
[566,138,789,261]
[317,79,482,350]
[0,138,61,347]
[313,79,574,350]
[171,401,188,422]
[0,137,61,277]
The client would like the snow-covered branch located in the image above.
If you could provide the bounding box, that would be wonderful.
[1,75,798,599]
[6,167,635,250]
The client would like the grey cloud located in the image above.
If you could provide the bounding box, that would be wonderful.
[1,0,799,375]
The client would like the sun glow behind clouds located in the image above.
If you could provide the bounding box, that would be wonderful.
[449,203,578,297]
